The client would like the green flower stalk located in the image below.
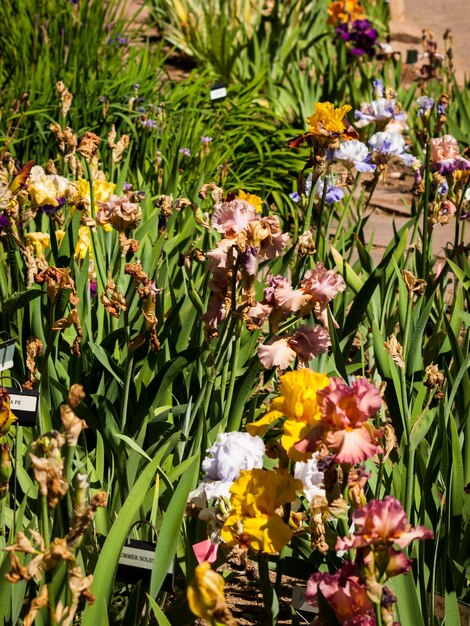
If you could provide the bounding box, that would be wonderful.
[0,441,12,499]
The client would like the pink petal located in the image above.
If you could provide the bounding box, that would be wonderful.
[327,427,383,464]
[192,539,219,563]
[258,338,296,369]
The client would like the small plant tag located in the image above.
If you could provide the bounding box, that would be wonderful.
[8,388,39,426]
[406,49,419,64]
[0,338,15,372]
[117,539,173,588]
[210,83,227,101]
[291,586,318,613]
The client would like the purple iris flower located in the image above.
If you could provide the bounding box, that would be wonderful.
[316,178,345,205]
[179,148,191,157]
[89,280,97,299]
[40,196,66,215]
[0,215,10,231]
[416,96,435,117]
[336,19,378,57]
[141,119,157,129]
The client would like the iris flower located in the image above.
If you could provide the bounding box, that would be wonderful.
[220,469,301,553]
[247,370,330,460]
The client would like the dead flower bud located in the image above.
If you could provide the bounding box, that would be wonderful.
[348,467,371,509]
[100,279,127,318]
[61,404,87,447]
[384,334,404,368]
[26,336,43,382]
[43,537,74,570]
[309,495,329,554]
[383,421,399,461]
[424,364,445,389]
[68,384,85,409]
[77,131,101,161]
[22,586,48,626]
[68,475,107,546]
[56,81,73,118]
[403,270,427,296]
[108,124,130,163]
[34,266,78,306]
[298,229,316,256]
[118,232,139,256]
[52,309,83,356]
[199,182,224,205]
[30,431,68,509]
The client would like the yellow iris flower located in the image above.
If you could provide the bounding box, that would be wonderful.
[187,561,233,624]
[221,469,302,553]
[247,370,329,460]
[25,232,50,257]
[238,189,263,213]
[306,102,353,137]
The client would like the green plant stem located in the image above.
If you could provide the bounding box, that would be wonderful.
[41,494,50,548]
[315,173,329,261]
[421,143,432,279]
[405,447,415,521]
[121,351,134,431]
[374,601,383,626]
[64,444,75,483]
[221,321,242,424]
[257,552,279,626]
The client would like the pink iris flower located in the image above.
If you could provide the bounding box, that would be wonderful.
[296,377,383,464]
[336,496,434,552]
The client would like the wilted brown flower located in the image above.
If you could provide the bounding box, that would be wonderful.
[199,182,224,204]
[52,308,83,356]
[77,132,101,161]
[403,270,427,296]
[61,404,87,447]
[96,194,141,232]
[118,232,139,255]
[424,364,445,389]
[309,495,329,554]
[298,230,316,256]
[23,586,48,626]
[101,279,127,318]
[56,81,73,118]
[348,467,371,509]
[384,334,404,368]
[25,336,43,383]
[30,432,68,509]
[108,125,130,163]
[34,266,79,306]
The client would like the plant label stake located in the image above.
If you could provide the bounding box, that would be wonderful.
[0,336,15,372]
[8,388,39,427]
[210,82,227,102]
[117,523,174,589]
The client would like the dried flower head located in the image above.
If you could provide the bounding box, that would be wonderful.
[77,132,101,161]
[56,81,73,118]
[384,334,404,368]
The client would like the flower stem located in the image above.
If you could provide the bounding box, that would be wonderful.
[374,601,383,626]
[257,553,279,625]
[421,143,432,279]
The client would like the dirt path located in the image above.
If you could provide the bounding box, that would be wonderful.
[390,0,469,84]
